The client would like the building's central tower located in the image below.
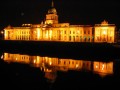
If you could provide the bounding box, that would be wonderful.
[45,0,58,24]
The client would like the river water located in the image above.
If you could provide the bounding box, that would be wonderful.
[0,51,120,89]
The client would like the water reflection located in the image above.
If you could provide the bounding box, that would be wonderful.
[2,53,113,82]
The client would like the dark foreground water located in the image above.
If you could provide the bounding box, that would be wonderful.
[0,51,120,89]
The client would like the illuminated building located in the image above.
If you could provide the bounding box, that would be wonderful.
[3,1,116,43]
[93,61,113,77]
[94,20,116,43]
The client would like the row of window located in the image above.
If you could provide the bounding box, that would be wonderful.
[58,60,82,65]
[43,30,91,35]
[7,55,30,60]
[69,36,93,41]
[96,37,113,41]
[15,36,30,40]
[59,30,91,35]
[15,31,30,34]
[48,16,58,20]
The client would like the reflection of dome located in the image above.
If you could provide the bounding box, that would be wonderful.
[48,7,57,14]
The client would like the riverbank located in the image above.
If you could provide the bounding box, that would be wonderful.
[0,40,120,60]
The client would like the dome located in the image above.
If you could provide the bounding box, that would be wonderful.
[48,0,57,14]
[48,7,57,14]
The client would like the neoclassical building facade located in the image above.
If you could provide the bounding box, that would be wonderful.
[4,1,116,43]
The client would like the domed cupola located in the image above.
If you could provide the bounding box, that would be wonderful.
[48,8,57,14]
[45,0,59,24]
[48,0,57,14]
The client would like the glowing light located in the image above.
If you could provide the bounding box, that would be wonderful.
[36,56,40,64]
[34,60,36,63]
[4,30,7,38]
[45,31,48,38]
[102,64,105,70]
[49,62,52,65]
[1,55,3,59]
[37,28,40,39]
[103,31,106,35]
[49,30,52,39]
[44,68,45,72]
[40,67,42,71]
[96,65,98,68]
[77,31,79,34]
[76,64,79,68]
[1,31,4,34]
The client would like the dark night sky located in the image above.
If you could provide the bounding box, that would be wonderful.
[0,0,120,29]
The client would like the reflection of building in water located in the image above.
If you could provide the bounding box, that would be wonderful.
[3,1,116,43]
[3,53,30,64]
[93,61,113,77]
[3,53,113,79]
[3,53,87,71]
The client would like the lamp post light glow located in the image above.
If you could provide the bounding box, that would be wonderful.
[1,31,4,34]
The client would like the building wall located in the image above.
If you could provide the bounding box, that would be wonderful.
[83,26,93,42]
[94,21,116,43]
[94,26,115,43]
[4,23,115,43]
[4,27,31,40]
[46,14,58,24]
[31,27,42,40]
